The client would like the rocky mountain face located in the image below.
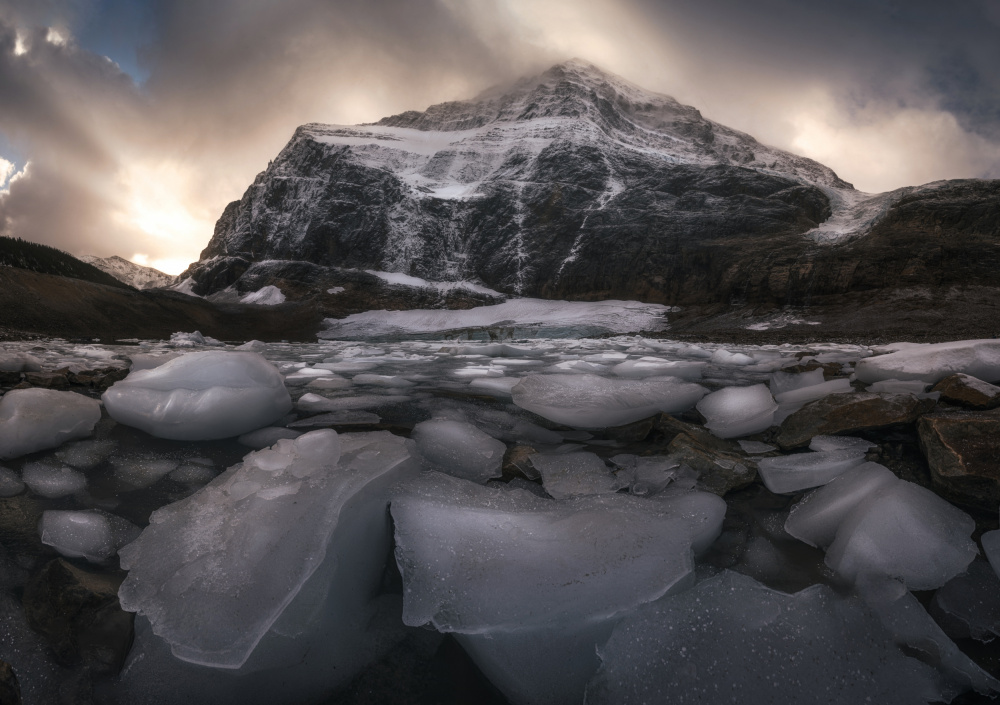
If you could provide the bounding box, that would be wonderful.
[180,59,1000,314]
[79,255,175,290]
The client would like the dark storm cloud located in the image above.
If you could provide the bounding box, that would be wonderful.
[0,0,998,269]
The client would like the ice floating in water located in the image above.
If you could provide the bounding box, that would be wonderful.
[282,368,337,386]
[469,377,521,396]
[772,378,852,404]
[511,374,706,429]
[21,461,87,498]
[319,299,671,339]
[587,570,943,705]
[296,393,409,413]
[118,430,418,669]
[786,464,977,590]
[54,439,116,470]
[103,351,292,441]
[0,466,25,497]
[351,374,415,388]
[238,427,303,449]
[112,457,181,490]
[756,448,867,494]
[529,452,621,499]
[855,339,1000,384]
[411,419,505,484]
[710,349,755,366]
[0,389,102,460]
[696,384,777,439]
[169,331,223,347]
[39,509,140,563]
[931,560,1000,643]
[0,351,41,373]
[808,435,877,453]
[612,358,705,380]
[234,340,267,352]
[391,472,723,705]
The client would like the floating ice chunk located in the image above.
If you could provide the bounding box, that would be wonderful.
[710,349,754,366]
[0,351,42,373]
[855,339,1000,384]
[411,419,505,483]
[283,368,337,386]
[827,481,977,590]
[451,365,503,378]
[696,384,777,439]
[21,461,87,498]
[240,285,285,305]
[39,509,140,563]
[305,376,352,390]
[757,449,867,494]
[392,472,715,629]
[0,389,102,460]
[54,439,117,470]
[587,570,942,705]
[112,457,181,489]
[931,560,1000,642]
[351,374,415,388]
[675,344,712,359]
[391,473,718,704]
[983,530,1000,578]
[296,393,408,413]
[169,462,218,485]
[72,346,117,361]
[551,360,607,373]
[770,368,825,396]
[529,452,620,499]
[169,331,223,347]
[858,575,999,698]
[119,430,418,669]
[234,340,267,352]
[737,440,776,454]
[469,377,521,396]
[287,411,381,428]
[809,435,878,453]
[103,351,292,441]
[512,374,706,429]
[785,463,898,548]
[0,466,24,497]
[238,427,303,449]
[773,378,852,404]
[612,359,705,380]
[312,360,380,374]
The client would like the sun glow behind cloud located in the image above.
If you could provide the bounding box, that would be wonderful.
[112,161,216,273]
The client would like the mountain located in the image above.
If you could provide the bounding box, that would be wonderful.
[0,236,133,290]
[79,255,175,290]
[179,59,1000,322]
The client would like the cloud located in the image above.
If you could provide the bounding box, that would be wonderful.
[0,0,998,271]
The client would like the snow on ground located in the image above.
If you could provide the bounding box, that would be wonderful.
[240,285,287,305]
[364,270,502,297]
[319,298,671,339]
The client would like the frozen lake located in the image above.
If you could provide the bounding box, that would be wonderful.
[1,327,999,704]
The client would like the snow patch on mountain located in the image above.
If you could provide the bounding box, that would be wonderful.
[79,255,175,290]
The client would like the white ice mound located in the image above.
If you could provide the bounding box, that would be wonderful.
[611,358,706,380]
[786,464,977,590]
[696,384,777,438]
[529,452,621,499]
[39,509,140,563]
[411,419,505,484]
[22,461,87,497]
[169,330,223,347]
[756,448,867,494]
[118,430,418,669]
[586,570,942,705]
[102,351,292,440]
[0,389,102,460]
[511,374,706,429]
[855,339,1000,384]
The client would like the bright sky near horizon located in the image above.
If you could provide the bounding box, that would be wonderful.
[1,0,999,275]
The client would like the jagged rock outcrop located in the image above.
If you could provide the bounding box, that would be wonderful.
[78,255,174,290]
[180,59,1000,309]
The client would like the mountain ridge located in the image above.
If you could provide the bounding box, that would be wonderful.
[179,60,1000,318]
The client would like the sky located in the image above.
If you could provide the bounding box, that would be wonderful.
[1,0,998,275]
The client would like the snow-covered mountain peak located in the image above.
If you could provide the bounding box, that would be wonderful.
[79,255,175,290]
